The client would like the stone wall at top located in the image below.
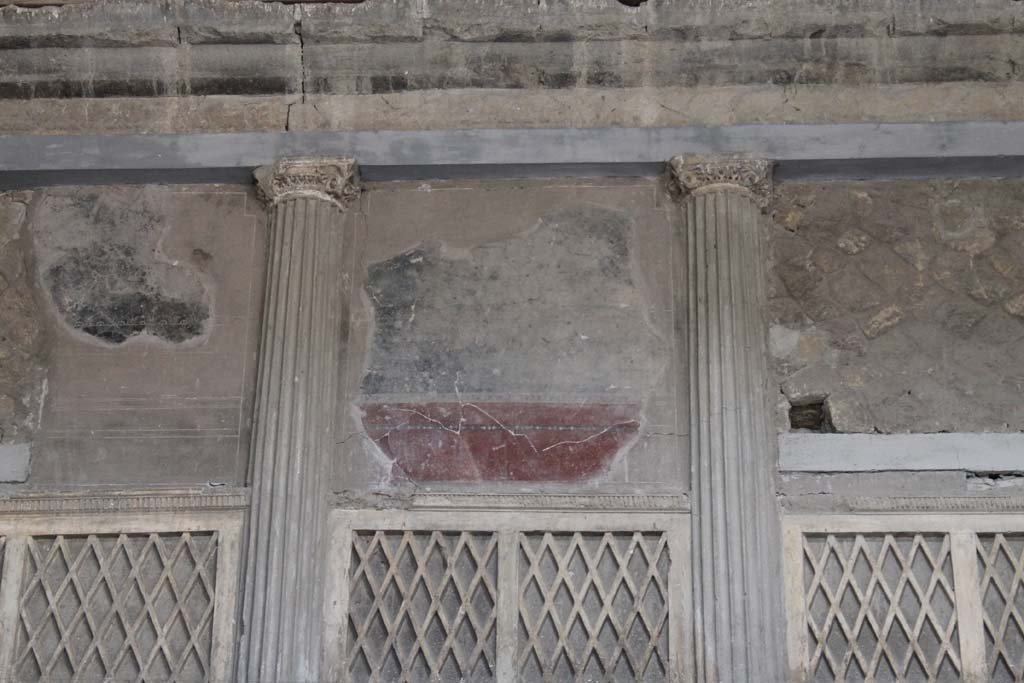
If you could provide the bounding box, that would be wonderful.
[0,0,1022,134]
[2,0,1017,98]
[770,179,1024,435]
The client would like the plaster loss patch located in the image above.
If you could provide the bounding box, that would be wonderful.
[358,205,665,484]
[32,188,210,346]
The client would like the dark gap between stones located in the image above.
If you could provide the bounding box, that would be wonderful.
[788,398,836,433]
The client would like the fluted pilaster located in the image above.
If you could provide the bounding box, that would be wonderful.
[239,158,359,682]
[669,156,787,682]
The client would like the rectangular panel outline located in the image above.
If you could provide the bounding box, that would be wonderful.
[782,513,1024,683]
[324,508,691,683]
[0,510,243,683]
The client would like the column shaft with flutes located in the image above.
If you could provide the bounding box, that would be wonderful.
[670,157,787,682]
[239,158,358,682]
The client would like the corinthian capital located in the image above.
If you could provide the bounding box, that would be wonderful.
[254,157,360,209]
[667,156,773,209]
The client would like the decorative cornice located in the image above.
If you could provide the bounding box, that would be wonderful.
[667,156,773,209]
[334,492,689,512]
[0,488,249,515]
[783,495,1024,514]
[253,157,360,210]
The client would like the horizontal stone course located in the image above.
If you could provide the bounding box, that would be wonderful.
[304,35,1024,96]
[2,0,1018,49]
[0,44,301,99]
[0,0,1020,99]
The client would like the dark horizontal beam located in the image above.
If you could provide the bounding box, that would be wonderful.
[1,122,1023,188]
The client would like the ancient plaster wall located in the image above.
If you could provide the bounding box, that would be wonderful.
[0,190,47,482]
[20,185,266,486]
[6,176,1023,492]
[769,178,1024,435]
[337,178,685,495]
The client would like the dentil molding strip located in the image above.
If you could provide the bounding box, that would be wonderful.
[0,487,250,514]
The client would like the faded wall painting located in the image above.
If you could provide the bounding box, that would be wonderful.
[337,179,683,491]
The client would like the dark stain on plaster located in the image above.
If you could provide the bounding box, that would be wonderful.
[33,189,211,347]
[45,243,208,344]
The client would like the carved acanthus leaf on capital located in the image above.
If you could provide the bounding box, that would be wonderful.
[667,156,773,209]
[254,157,360,210]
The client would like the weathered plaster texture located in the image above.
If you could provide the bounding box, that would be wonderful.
[0,190,47,481]
[769,179,1024,434]
[34,189,210,345]
[338,179,682,492]
[25,185,265,486]
[359,206,663,483]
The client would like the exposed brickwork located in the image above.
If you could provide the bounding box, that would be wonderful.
[769,179,1024,434]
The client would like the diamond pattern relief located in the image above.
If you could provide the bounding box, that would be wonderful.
[347,530,498,683]
[802,533,961,682]
[978,534,1024,682]
[517,531,670,682]
[14,532,218,683]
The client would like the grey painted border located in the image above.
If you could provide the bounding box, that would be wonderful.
[779,432,1024,472]
[1,122,1024,187]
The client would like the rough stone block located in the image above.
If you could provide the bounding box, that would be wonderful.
[301,0,422,43]
[893,0,1024,37]
[424,0,649,42]
[304,33,1024,96]
[1005,292,1024,319]
[0,95,296,134]
[0,2,177,49]
[0,47,178,98]
[183,44,302,96]
[305,42,576,94]
[646,0,891,41]
[180,0,299,45]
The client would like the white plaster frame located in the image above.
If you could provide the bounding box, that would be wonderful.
[783,513,1024,683]
[779,432,1024,473]
[323,508,692,683]
[0,509,244,683]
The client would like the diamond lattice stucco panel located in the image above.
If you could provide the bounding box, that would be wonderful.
[517,531,670,682]
[346,530,498,682]
[978,533,1024,682]
[13,532,218,682]
[326,508,689,683]
[801,532,961,682]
